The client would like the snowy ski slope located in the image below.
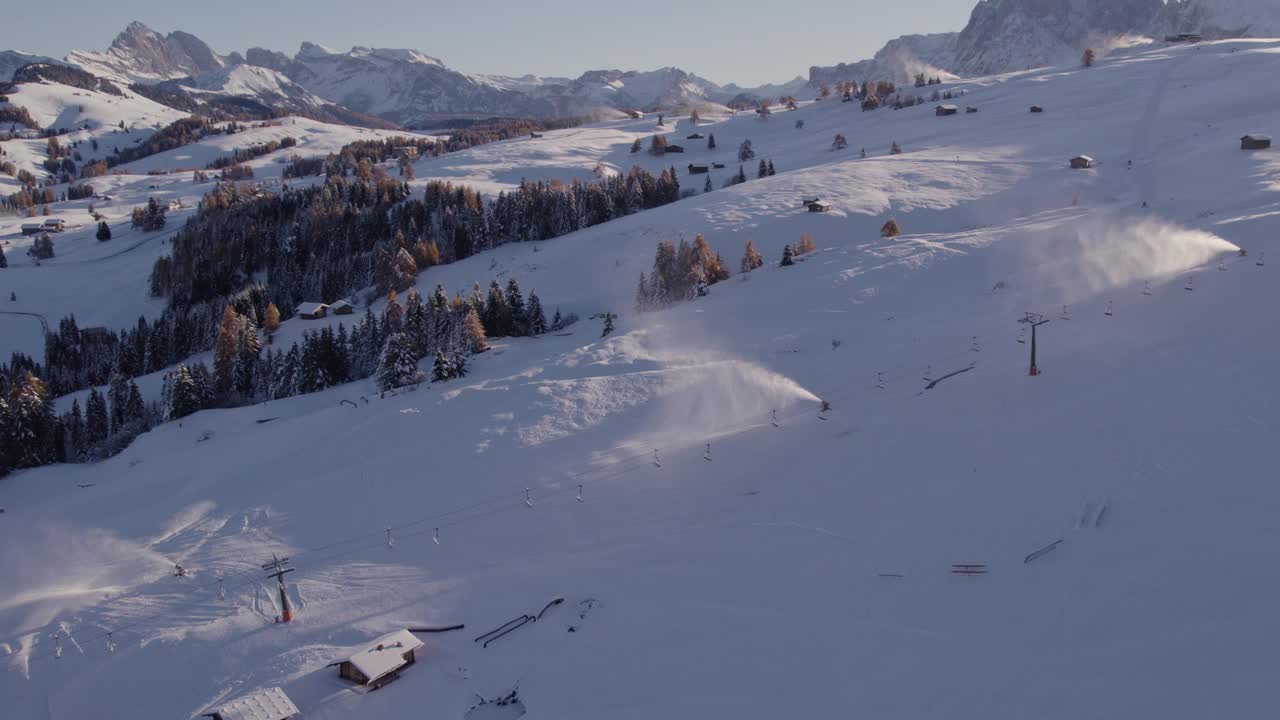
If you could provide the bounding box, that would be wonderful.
[1,39,1279,719]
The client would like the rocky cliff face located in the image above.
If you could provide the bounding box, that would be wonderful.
[65,21,231,83]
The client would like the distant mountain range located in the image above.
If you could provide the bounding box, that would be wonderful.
[4,0,1278,127]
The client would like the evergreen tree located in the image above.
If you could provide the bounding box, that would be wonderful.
[506,279,527,336]
[377,332,419,391]
[741,240,763,273]
[738,139,755,162]
[450,350,468,379]
[0,244,6,268]
[550,308,563,331]
[527,290,547,335]
[65,398,85,458]
[234,314,261,400]
[704,176,712,193]
[86,386,109,443]
[735,165,747,184]
[431,349,453,382]
[484,280,511,337]
[1083,48,1095,67]
[880,218,902,237]
[636,272,652,312]
[758,159,768,178]
[403,289,429,357]
[2,372,55,468]
[107,372,129,435]
[124,381,145,426]
[767,160,776,176]
[630,138,642,154]
[168,366,201,419]
[781,244,795,267]
[707,133,716,150]
[601,312,616,337]
[96,221,111,241]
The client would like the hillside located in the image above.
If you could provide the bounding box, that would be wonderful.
[1,37,1279,720]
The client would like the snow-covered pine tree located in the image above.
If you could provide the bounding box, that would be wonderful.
[0,244,6,268]
[107,372,129,435]
[96,221,111,241]
[768,160,776,176]
[704,176,712,193]
[168,366,200,419]
[707,133,716,150]
[506,279,527,336]
[738,139,755,162]
[758,159,768,178]
[551,308,563,331]
[2,372,55,468]
[65,398,84,458]
[484,280,512,337]
[527,290,547,335]
[601,312,616,338]
[124,381,145,427]
[213,306,241,401]
[636,273,652,312]
[403,289,428,358]
[378,332,420,391]
[781,244,795,266]
[86,385,109,442]
[431,349,453,383]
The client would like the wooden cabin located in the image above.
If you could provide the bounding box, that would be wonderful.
[529,132,544,139]
[801,197,821,207]
[393,146,419,161]
[665,144,685,153]
[935,104,958,116]
[20,223,44,236]
[202,687,299,720]
[808,200,832,213]
[712,162,725,169]
[295,302,328,320]
[1070,155,1096,169]
[1030,105,1044,113]
[687,164,709,174]
[1166,33,1202,42]
[686,133,705,140]
[626,110,644,119]
[965,106,978,114]
[330,299,355,315]
[335,630,424,688]
[42,218,65,232]
[1241,134,1272,150]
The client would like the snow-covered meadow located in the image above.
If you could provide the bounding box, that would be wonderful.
[2,38,1279,719]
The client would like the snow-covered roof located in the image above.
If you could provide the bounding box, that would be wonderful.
[1242,134,1271,141]
[329,299,353,310]
[1073,155,1095,162]
[937,104,958,111]
[295,302,328,315]
[43,217,65,224]
[346,630,424,684]
[21,223,43,229]
[207,687,298,720]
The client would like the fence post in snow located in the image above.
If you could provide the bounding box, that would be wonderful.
[970,335,981,352]
[1257,251,1265,266]
[704,443,712,461]
[217,578,225,601]
[106,632,114,655]
[652,449,662,467]
[1185,275,1194,291]
[1143,281,1152,296]
[876,372,886,389]
[524,488,534,508]
[1105,300,1113,317]
[53,633,61,659]
[576,485,584,503]
[770,410,779,427]
[386,527,395,549]
[434,527,441,543]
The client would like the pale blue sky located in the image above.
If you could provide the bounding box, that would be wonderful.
[6,0,974,86]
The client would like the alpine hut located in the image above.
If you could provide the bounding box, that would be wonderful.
[295,302,328,320]
[935,104,958,116]
[1241,134,1272,150]
[1070,155,1096,169]
[330,299,355,315]
[201,687,299,720]
[334,630,424,689]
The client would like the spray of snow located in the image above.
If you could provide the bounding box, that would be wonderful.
[1023,215,1238,302]
[1084,33,1155,60]
[885,47,959,85]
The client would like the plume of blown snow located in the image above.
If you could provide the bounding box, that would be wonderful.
[885,47,958,84]
[1023,215,1238,303]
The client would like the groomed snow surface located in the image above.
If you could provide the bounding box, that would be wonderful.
[2,39,1280,719]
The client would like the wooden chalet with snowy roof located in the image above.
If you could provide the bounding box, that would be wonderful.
[935,104,958,116]
[295,302,328,320]
[687,163,709,174]
[1070,155,1096,169]
[333,630,424,688]
[201,687,299,720]
[329,299,355,315]
[665,144,685,153]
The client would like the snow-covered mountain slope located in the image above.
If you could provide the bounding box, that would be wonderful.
[0,50,60,82]
[65,21,236,85]
[809,0,1280,85]
[3,38,1280,720]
